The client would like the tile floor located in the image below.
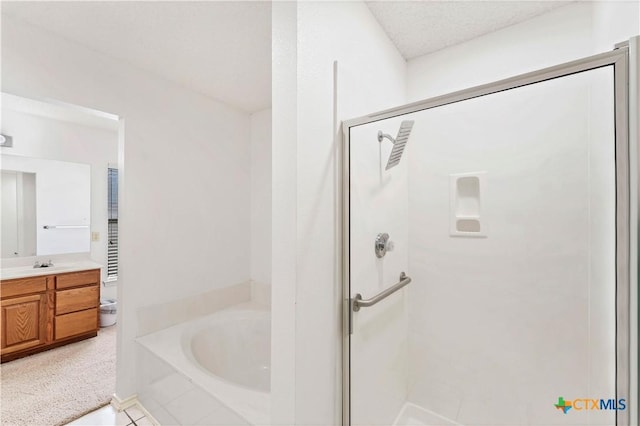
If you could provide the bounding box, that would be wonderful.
[66,403,154,426]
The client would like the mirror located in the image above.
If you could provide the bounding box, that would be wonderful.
[1,170,36,257]
[1,154,91,257]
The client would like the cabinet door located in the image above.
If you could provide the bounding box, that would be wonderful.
[1,293,47,355]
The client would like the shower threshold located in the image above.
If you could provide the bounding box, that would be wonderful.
[393,403,461,426]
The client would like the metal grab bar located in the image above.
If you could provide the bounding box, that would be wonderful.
[351,272,411,312]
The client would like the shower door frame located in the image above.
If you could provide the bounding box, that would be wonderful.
[341,45,631,425]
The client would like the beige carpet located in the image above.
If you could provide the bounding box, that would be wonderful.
[0,326,116,426]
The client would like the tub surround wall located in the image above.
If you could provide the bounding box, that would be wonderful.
[1,15,252,398]
[250,280,271,307]
[136,281,252,336]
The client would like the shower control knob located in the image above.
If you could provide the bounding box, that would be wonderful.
[375,233,393,258]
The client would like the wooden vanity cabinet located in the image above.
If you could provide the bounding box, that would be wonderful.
[1,268,100,362]
[53,270,100,341]
[1,292,48,355]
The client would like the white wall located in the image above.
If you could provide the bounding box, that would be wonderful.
[592,1,640,53]
[407,2,640,101]
[271,4,298,424]
[272,2,406,424]
[0,108,117,296]
[250,108,272,287]
[1,15,252,398]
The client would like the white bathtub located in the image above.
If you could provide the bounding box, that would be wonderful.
[188,309,271,393]
[137,305,270,425]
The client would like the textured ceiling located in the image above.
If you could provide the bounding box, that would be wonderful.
[3,1,573,112]
[2,1,272,113]
[366,1,572,59]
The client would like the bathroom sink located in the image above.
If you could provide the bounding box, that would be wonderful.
[0,265,67,280]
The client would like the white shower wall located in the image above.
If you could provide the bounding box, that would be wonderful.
[349,119,409,426]
[402,4,637,423]
[406,68,616,425]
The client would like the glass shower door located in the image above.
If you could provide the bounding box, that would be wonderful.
[346,59,626,426]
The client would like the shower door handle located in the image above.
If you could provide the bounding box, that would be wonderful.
[349,272,411,334]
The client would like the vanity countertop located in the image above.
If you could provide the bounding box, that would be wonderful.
[0,260,103,281]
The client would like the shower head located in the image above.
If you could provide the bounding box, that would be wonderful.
[377,120,414,170]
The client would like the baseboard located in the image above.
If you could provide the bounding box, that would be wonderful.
[110,393,138,411]
[110,394,160,426]
[134,400,161,426]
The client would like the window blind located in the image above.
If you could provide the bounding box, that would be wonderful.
[107,168,118,279]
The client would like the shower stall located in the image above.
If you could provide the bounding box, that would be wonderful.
[342,44,631,425]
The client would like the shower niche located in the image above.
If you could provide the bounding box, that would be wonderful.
[449,172,486,237]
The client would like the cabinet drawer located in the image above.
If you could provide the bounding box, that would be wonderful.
[56,270,99,290]
[55,308,98,340]
[1,277,48,299]
[56,286,98,315]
